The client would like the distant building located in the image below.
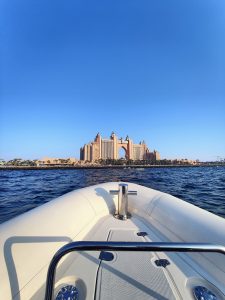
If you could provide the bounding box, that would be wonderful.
[80,133,160,162]
[0,159,6,166]
[36,157,78,166]
[172,158,198,165]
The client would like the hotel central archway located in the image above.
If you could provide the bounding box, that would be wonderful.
[118,145,128,159]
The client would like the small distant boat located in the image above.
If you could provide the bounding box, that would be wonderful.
[0,182,225,300]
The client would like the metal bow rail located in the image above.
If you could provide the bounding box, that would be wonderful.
[44,241,225,300]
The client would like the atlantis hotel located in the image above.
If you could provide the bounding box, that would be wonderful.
[80,133,160,162]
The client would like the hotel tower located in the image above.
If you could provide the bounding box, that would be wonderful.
[80,133,160,162]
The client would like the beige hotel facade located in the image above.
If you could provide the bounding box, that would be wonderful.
[80,132,160,162]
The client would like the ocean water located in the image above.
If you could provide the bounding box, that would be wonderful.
[0,166,225,224]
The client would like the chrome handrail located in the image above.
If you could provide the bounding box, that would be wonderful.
[44,241,225,300]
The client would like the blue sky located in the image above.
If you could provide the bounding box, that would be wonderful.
[1,0,225,161]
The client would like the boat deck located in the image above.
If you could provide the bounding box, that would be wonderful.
[53,214,222,300]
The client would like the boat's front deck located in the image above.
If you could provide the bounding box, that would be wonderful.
[53,214,220,300]
[95,227,176,300]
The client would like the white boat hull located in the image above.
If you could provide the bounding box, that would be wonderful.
[0,182,225,299]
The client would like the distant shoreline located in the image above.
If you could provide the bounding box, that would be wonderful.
[0,164,224,170]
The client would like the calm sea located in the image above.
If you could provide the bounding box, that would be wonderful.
[0,166,225,224]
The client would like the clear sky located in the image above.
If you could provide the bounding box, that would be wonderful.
[1,0,225,161]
